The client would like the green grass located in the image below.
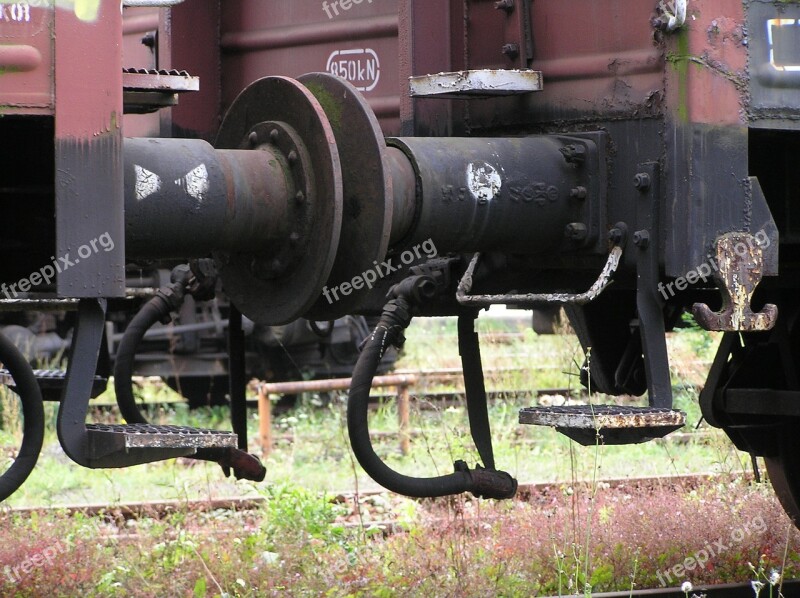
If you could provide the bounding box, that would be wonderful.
[3,318,797,596]
[2,318,738,507]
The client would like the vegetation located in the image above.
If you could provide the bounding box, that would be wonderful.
[2,311,797,595]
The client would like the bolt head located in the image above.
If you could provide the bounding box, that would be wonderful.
[494,0,514,11]
[248,131,259,147]
[608,228,623,244]
[294,191,306,204]
[565,222,588,241]
[288,150,298,165]
[634,173,651,191]
[633,230,650,248]
[570,186,588,200]
[501,43,520,59]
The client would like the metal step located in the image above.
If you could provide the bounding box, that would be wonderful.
[85,423,237,466]
[519,405,685,446]
[123,68,200,114]
[409,69,543,99]
[0,368,107,402]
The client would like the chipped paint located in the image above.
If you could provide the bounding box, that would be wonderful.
[692,233,778,332]
[134,165,161,202]
[176,164,209,203]
[466,161,501,204]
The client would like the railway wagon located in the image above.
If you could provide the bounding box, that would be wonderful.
[3,0,800,524]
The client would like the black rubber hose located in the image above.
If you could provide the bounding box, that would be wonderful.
[0,330,45,502]
[347,297,473,498]
[114,296,171,425]
[113,292,266,482]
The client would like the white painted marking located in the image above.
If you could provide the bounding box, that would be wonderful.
[467,162,502,203]
[177,164,209,203]
[134,165,162,202]
[326,48,381,92]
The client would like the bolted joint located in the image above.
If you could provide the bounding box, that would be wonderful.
[494,0,514,12]
[501,43,520,60]
[633,230,650,248]
[565,222,588,242]
[570,186,588,200]
[633,172,651,191]
[560,144,587,165]
[608,227,625,246]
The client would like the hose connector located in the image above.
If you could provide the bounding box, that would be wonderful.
[455,460,518,500]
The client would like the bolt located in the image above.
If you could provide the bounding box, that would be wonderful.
[294,191,306,204]
[270,258,283,272]
[287,150,298,165]
[501,43,520,60]
[565,222,588,241]
[560,144,586,165]
[634,172,651,191]
[248,131,259,147]
[608,227,624,245]
[570,186,588,200]
[269,129,280,143]
[633,230,650,248]
[494,0,514,12]
[289,232,301,246]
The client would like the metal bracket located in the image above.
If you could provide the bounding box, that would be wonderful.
[634,163,673,409]
[455,245,623,308]
[692,233,778,332]
[56,299,107,468]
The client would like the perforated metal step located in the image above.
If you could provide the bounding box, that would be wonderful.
[85,424,237,466]
[519,405,685,446]
[0,368,107,402]
[123,68,200,114]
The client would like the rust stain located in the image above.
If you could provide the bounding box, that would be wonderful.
[692,232,778,332]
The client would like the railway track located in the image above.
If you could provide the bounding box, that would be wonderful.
[3,472,744,521]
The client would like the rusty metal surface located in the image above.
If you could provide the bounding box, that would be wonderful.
[409,69,543,99]
[122,6,159,136]
[220,0,400,135]
[0,2,54,114]
[389,134,599,255]
[55,3,125,298]
[457,246,623,308]
[519,405,686,429]
[215,76,343,326]
[298,73,394,320]
[123,68,198,91]
[692,233,779,332]
[86,424,236,450]
[519,405,686,446]
[123,138,291,259]
[261,374,416,396]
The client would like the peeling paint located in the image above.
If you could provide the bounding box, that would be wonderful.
[466,161,501,204]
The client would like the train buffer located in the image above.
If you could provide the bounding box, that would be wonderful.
[519,405,685,446]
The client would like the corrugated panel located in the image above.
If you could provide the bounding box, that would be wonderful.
[220,0,401,135]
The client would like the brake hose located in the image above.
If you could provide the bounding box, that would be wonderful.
[347,275,517,499]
